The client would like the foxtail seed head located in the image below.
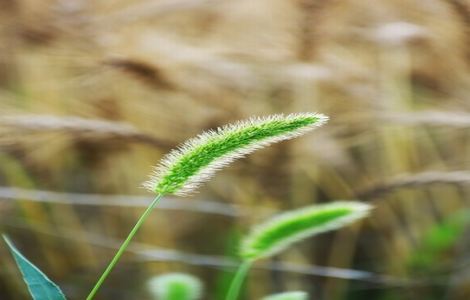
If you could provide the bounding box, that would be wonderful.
[144,113,328,196]
[240,201,371,261]
[147,273,203,300]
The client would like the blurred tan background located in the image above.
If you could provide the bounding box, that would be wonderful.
[0,0,470,299]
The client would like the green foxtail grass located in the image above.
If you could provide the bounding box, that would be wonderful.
[241,201,371,260]
[262,291,308,300]
[147,273,203,300]
[144,113,328,196]
[87,113,327,299]
[226,201,371,300]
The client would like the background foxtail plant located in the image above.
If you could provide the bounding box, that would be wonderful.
[226,201,372,300]
[147,273,203,300]
[241,201,372,260]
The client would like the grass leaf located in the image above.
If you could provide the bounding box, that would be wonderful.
[3,235,67,300]
[144,113,328,196]
[147,273,203,300]
[240,201,371,260]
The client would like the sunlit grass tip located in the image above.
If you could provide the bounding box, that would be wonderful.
[240,201,372,260]
[144,112,328,196]
[262,291,308,300]
[147,273,203,300]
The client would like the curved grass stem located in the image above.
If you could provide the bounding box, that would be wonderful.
[226,260,252,300]
[86,193,163,300]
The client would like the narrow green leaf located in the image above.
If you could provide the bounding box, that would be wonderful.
[240,201,371,260]
[262,291,308,300]
[3,235,66,300]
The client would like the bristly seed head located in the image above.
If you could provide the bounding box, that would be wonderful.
[147,273,203,300]
[239,201,372,261]
[144,113,328,196]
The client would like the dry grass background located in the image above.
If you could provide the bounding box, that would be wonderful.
[0,0,470,299]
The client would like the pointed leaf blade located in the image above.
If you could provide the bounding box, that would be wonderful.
[3,235,67,300]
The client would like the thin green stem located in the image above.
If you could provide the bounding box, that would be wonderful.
[226,260,252,300]
[86,193,163,300]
